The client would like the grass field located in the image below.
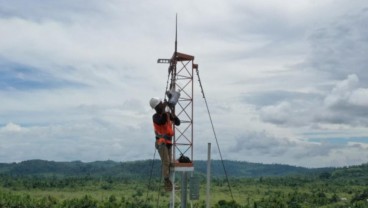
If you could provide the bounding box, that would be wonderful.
[1,175,367,207]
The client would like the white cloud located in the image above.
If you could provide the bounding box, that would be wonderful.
[319,74,368,126]
[350,88,368,106]
[0,120,154,163]
[259,102,292,125]
[0,122,24,132]
[324,74,359,107]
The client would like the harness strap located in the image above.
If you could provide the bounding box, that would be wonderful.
[155,133,171,141]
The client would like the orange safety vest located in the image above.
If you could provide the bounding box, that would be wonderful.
[153,113,174,145]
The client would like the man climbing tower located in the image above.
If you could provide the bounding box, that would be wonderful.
[150,97,180,191]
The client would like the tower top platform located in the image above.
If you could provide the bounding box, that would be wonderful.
[171,162,194,172]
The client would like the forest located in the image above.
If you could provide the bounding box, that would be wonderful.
[0,160,367,207]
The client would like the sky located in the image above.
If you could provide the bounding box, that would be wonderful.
[0,0,368,168]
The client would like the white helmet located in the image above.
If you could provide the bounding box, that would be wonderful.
[149,97,161,109]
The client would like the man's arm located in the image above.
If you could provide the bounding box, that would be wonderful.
[170,113,180,126]
[153,113,168,125]
[153,112,180,126]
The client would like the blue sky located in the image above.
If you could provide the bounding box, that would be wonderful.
[1,0,368,167]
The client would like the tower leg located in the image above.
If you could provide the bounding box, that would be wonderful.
[170,170,175,208]
[181,172,188,208]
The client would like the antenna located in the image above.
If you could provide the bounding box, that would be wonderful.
[175,13,178,55]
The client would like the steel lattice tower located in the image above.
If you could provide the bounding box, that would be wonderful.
[157,16,198,208]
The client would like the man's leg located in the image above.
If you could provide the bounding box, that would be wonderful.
[159,144,173,191]
[157,144,171,179]
[167,144,172,165]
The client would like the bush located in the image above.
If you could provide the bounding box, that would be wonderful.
[215,200,242,208]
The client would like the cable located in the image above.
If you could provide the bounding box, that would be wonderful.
[144,148,165,208]
[195,68,235,202]
[145,148,157,206]
[156,173,162,208]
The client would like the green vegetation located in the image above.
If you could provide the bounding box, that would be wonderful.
[0,160,367,207]
[0,159,331,178]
